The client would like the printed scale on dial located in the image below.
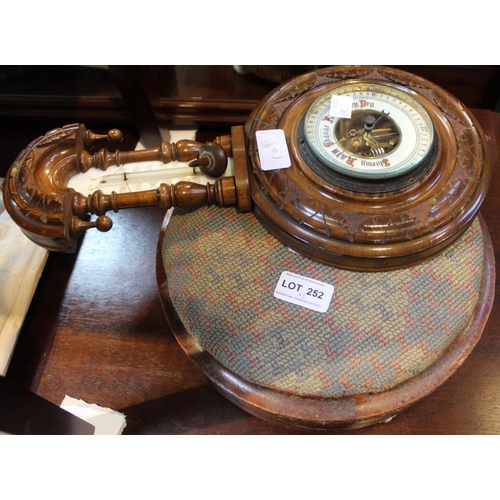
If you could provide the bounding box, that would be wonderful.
[303,83,434,180]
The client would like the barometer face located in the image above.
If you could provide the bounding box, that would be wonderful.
[303,83,434,179]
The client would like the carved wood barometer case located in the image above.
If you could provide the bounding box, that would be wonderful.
[2,66,495,429]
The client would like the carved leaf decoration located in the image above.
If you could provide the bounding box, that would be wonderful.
[248,104,280,132]
[274,77,318,106]
[276,180,308,211]
[292,198,351,239]
[36,127,74,147]
[355,213,418,244]
[427,180,469,227]
[409,85,439,105]
[457,128,484,178]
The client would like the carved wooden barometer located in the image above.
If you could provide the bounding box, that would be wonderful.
[2,66,495,429]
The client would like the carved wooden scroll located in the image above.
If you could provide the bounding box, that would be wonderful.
[2,124,251,252]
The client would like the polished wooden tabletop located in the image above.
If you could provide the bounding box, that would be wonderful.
[6,108,500,434]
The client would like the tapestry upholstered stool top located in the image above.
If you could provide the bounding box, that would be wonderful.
[157,205,495,430]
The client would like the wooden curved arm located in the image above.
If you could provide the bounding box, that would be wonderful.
[2,123,250,252]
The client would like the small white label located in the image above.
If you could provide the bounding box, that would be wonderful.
[273,271,334,313]
[256,129,291,171]
[329,95,353,119]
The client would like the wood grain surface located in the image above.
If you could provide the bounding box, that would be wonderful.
[5,108,500,434]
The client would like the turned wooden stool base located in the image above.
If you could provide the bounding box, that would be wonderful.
[157,206,495,430]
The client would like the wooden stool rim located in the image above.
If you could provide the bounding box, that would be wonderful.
[156,211,495,430]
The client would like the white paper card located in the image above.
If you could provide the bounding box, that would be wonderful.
[61,395,127,435]
[329,95,353,118]
[256,129,291,171]
[274,271,334,313]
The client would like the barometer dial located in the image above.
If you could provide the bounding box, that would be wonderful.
[303,83,434,179]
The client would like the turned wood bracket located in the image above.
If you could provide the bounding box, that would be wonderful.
[2,123,251,252]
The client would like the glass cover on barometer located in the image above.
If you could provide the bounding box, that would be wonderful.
[303,83,434,179]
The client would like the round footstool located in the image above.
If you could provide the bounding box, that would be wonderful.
[157,205,495,429]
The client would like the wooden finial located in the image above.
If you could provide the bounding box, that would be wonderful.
[2,124,250,252]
